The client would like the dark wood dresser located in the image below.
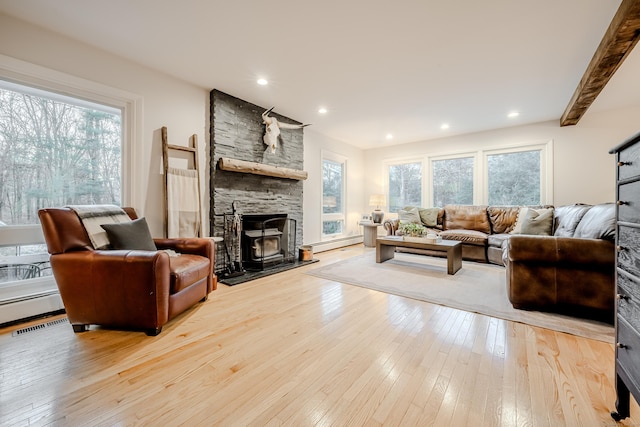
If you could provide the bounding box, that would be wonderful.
[610,131,640,421]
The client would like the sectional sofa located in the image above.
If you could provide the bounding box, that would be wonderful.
[383,203,616,320]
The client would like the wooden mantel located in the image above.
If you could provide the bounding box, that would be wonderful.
[218,157,308,181]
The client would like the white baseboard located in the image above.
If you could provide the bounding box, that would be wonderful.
[308,235,363,253]
[0,293,64,326]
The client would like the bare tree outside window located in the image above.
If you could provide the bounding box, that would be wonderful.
[432,157,473,206]
[388,162,421,212]
[487,150,540,205]
[0,86,122,226]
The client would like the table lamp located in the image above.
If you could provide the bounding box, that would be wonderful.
[369,194,386,223]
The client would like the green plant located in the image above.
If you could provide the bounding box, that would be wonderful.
[398,222,426,237]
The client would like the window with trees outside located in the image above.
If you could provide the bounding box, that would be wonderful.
[388,161,422,212]
[387,143,550,211]
[431,156,474,206]
[486,149,541,205]
[322,154,345,237]
[0,80,122,285]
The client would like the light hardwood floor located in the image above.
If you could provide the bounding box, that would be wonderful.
[1,245,638,426]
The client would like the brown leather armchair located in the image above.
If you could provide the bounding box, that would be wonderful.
[38,207,216,335]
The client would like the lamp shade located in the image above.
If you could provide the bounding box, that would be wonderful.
[369,194,385,208]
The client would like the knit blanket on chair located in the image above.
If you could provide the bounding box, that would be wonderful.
[67,204,131,249]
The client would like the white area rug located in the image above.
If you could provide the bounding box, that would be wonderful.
[306,252,614,343]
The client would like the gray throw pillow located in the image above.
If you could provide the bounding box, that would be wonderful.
[418,207,440,227]
[573,203,616,240]
[520,208,554,235]
[100,217,157,250]
[398,207,421,224]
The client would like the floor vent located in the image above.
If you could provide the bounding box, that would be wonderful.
[12,317,68,337]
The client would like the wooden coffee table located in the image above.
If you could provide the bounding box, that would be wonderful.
[376,236,462,275]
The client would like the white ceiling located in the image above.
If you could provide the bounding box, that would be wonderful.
[1,0,638,149]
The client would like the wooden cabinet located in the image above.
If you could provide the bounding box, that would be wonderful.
[610,131,640,421]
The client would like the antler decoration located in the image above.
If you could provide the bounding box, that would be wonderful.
[262,107,310,154]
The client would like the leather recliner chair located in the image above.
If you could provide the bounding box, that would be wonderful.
[38,207,216,336]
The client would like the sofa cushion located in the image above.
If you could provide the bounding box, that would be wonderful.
[169,254,210,294]
[488,233,510,248]
[418,207,441,227]
[519,208,554,235]
[100,217,157,251]
[443,204,491,233]
[487,206,521,234]
[554,204,592,237]
[398,207,421,224]
[511,207,553,235]
[573,203,616,240]
[440,229,488,246]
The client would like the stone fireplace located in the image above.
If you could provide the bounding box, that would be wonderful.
[209,90,305,276]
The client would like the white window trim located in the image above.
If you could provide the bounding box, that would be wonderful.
[383,157,425,212]
[382,140,554,209]
[428,152,478,206]
[482,140,554,205]
[321,150,347,240]
[0,53,143,209]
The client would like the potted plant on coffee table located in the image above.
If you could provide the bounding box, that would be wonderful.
[398,222,426,242]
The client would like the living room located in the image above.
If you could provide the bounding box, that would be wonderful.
[1,1,640,425]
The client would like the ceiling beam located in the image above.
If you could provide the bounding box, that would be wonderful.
[560,0,640,126]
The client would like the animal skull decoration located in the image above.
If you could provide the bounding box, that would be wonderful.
[262,107,310,154]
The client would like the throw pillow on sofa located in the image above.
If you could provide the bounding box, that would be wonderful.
[398,207,421,224]
[573,203,616,240]
[418,207,440,227]
[100,217,157,251]
[510,207,554,235]
[520,208,554,235]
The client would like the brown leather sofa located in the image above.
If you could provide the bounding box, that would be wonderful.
[504,203,615,320]
[38,207,216,335]
[383,203,616,320]
[383,204,526,264]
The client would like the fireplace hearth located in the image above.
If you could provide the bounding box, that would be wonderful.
[241,214,296,271]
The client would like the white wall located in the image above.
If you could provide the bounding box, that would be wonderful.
[365,108,640,209]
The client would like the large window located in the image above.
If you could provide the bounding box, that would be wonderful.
[322,153,346,237]
[388,161,422,212]
[486,149,541,205]
[0,81,122,225]
[0,81,122,288]
[0,55,139,324]
[431,156,474,206]
[385,141,552,210]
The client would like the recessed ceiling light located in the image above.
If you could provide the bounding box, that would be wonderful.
[508,111,520,118]
[386,133,393,140]
[440,123,450,130]
[257,78,268,86]
[318,107,328,114]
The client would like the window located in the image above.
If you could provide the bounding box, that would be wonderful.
[386,141,551,210]
[486,149,541,205]
[431,156,474,206]
[0,55,140,324]
[0,82,122,226]
[0,81,122,286]
[388,161,422,212]
[322,153,346,237]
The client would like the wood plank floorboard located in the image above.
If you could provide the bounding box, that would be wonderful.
[0,244,638,426]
